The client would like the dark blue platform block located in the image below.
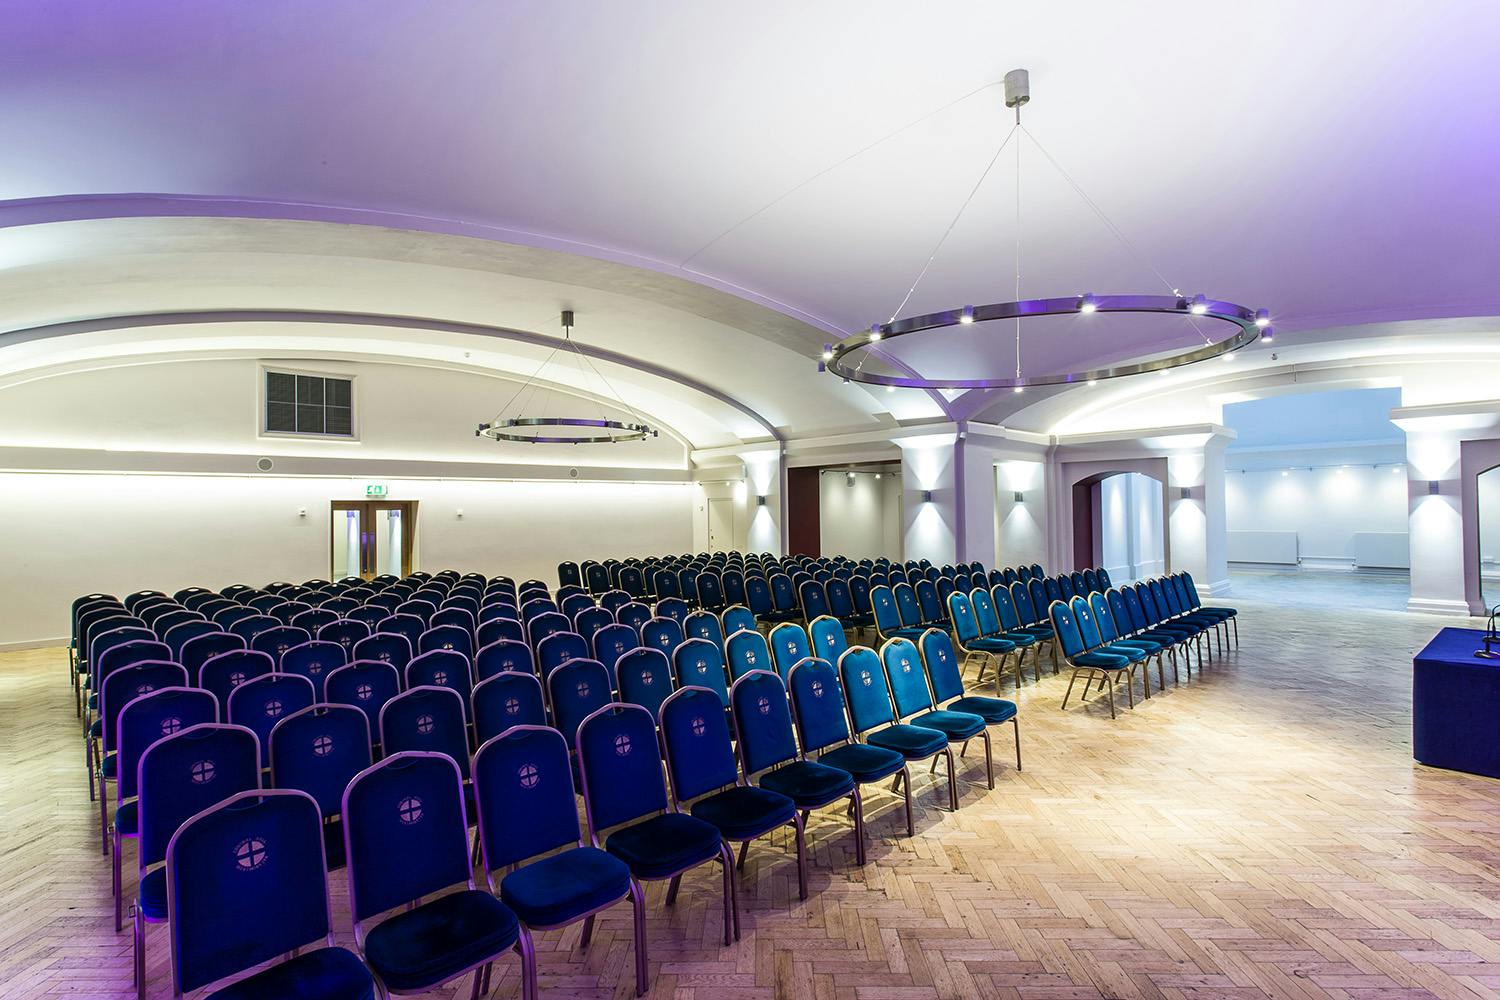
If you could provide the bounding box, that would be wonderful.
[1413,627,1500,780]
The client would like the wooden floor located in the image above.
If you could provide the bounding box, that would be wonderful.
[6,596,1500,999]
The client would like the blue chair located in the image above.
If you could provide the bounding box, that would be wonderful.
[538,630,591,682]
[379,613,427,651]
[767,574,800,624]
[477,637,536,680]
[395,599,437,624]
[837,647,951,811]
[574,605,614,647]
[167,788,374,999]
[616,600,652,634]
[547,658,614,749]
[379,686,474,803]
[671,639,731,707]
[324,660,401,745]
[235,617,294,650]
[291,606,340,635]
[431,606,477,636]
[786,658,909,836]
[695,572,726,612]
[473,670,548,742]
[343,752,533,998]
[199,648,273,711]
[725,627,773,682]
[1049,599,1135,718]
[721,604,757,641]
[654,596,690,627]
[767,622,811,680]
[918,629,1021,771]
[870,586,924,644]
[407,648,475,720]
[162,619,216,662]
[93,661,187,846]
[798,580,831,623]
[616,647,674,721]
[318,618,371,659]
[269,703,373,870]
[729,669,863,865]
[346,605,389,628]
[599,590,630,616]
[808,615,849,665]
[1089,592,1168,695]
[971,588,1041,680]
[351,632,412,677]
[881,638,989,803]
[1119,585,1200,678]
[661,685,803,907]
[528,610,572,651]
[227,672,317,768]
[684,610,725,651]
[280,639,346,699]
[132,723,261,999]
[478,615,526,649]
[577,704,736,946]
[946,591,1020,692]
[419,623,474,661]
[641,616,686,662]
[474,726,648,996]
[593,622,639,686]
[108,686,217,927]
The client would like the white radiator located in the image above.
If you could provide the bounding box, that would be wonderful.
[1227,530,1298,565]
[1352,532,1409,569]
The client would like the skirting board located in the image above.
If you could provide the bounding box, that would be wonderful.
[1198,578,1232,597]
[0,636,67,652]
[1406,597,1473,617]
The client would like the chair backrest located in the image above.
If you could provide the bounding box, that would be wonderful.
[592,623,639,682]
[324,660,402,739]
[849,575,873,614]
[317,619,370,660]
[1049,575,1068,602]
[616,600,652,633]
[806,615,848,663]
[918,628,966,704]
[1048,600,1086,657]
[880,637,935,718]
[537,630,591,680]
[584,562,611,593]
[638,616,684,662]
[991,586,1022,630]
[1069,595,1107,651]
[695,572,725,610]
[116,687,219,802]
[576,704,668,837]
[798,580,830,620]
[547,658,613,749]
[729,669,798,777]
[893,584,923,628]
[1087,592,1122,642]
[477,616,525,648]
[168,789,338,997]
[598,590,630,615]
[350,632,413,677]
[971,589,1004,636]
[671,638,730,706]
[138,723,261,870]
[660,685,739,804]
[475,638,535,680]
[683,610,725,650]
[474,726,581,881]
[406,648,474,716]
[947,591,981,643]
[914,580,944,624]
[573,605,613,645]
[1082,569,1100,595]
[378,685,472,780]
[721,605,757,640]
[1119,586,1152,633]
[228,673,318,767]
[343,751,473,925]
[152,609,205,640]
[721,570,747,608]
[825,578,855,619]
[725,627,773,681]
[744,576,772,616]
[473,671,547,743]
[768,622,811,679]
[230,614,283,644]
[787,657,850,755]
[101,661,188,752]
[870,585,901,633]
[280,640,347,700]
[769,573,797,612]
[527,610,572,650]
[200,648,273,707]
[838,646,897,735]
[616,647,673,721]
[1071,571,1090,596]
[420,623,474,660]
[270,704,373,818]
[96,637,171,689]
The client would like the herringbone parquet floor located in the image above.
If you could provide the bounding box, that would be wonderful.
[5,596,1500,999]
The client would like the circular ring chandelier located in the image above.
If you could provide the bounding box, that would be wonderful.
[824,68,1271,390]
[476,310,657,445]
[826,294,1267,390]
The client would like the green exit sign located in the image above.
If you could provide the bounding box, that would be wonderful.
[365,484,388,498]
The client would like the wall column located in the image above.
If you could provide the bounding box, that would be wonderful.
[1403,428,1468,614]
[741,448,786,556]
[896,433,957,564]
[1166,432,1231,595]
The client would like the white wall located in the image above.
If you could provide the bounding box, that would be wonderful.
[1224,464,1408,564]
[820,471,898,560]
[1,472,693,647]
[1481,466,1500,581]
[995,461,1046,569]
[1098,472,1165,583]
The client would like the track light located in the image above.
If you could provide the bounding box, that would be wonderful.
[1254,308,1270,327]
[1013,385,1024,394]
[868,324,883,342]
[1189,294,1208,315]
[1261,326,1274,342]
[886,385,896,393]
[1086,378,1097,386]
[959,305,975,324]
[822,344,834,361]
[1078,293,1098,314]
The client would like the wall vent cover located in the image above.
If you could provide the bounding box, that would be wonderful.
[264,369,353,437]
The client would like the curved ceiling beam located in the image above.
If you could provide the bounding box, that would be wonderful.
[0,193,958,422]
[0,308,784,443]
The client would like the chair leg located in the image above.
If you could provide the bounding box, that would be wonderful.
[580,913,595,949]
[1061,668,1081,709]
[1124,669,1136,709]
[736,839,749,872]
[1106,677,1117,719]
[1232,617,1239,645]
[1011,717,1022,770]
[629,877,649,997]
[133,904,145,1000]
[719,842,736,944]
[1156,653,1167,693]
[113,829,123,932]
[852,788,868,864]
[665,873,682,906]
[481,961,493,997]
[1011,652,1022,694]
[99,778,109,855]
[517,927,538,1000]
[899,768,913,836]
[467,961,484,1000]
[944,748,958,811]
[1032,645,1044,683]
[793,812,808,901]
[980,730,994,789]
[86,737,95,802]
[1140,658,1152,699]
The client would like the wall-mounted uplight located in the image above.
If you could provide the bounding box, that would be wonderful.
[959,305,976,325]
[922,490,934,504]
[1013,491,1025,503]
[756,495,767,506]
[1180,486,1193,500]
[1077,293,1098,314]
[1429,480,1440,495]
[846,472,856,487]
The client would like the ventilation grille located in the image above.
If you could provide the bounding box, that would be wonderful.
[265,371,353,437]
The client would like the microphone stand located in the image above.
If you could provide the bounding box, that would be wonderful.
[1476,604,1500,659]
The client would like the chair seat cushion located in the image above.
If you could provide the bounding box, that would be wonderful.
[138,865,168,921]
[865,724,948,759]
[101,752,117,779]
[501,847,629,928]
[911,710,986,740]
[816,742,905,783]
[206,946,376,1000]
[115,798,138,837]
[757,760,856,808]
[89,719,102,738]
[1019,625,1054,638]
[605,812,723,879]
[967,637,1016,653]
[1071,651,1130,670]
[999,631,1037,646]
[88,693,98,710]
[1111,637,1164,654]
[1099,644,1148,663]
[691,785,796,841]
[363,889,520,993]
[945,696,1017,724]
[883,627,927,641]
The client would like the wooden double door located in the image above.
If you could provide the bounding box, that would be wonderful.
[330,500,418,579]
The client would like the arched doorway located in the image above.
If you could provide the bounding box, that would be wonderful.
[1070,469,1169,580]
